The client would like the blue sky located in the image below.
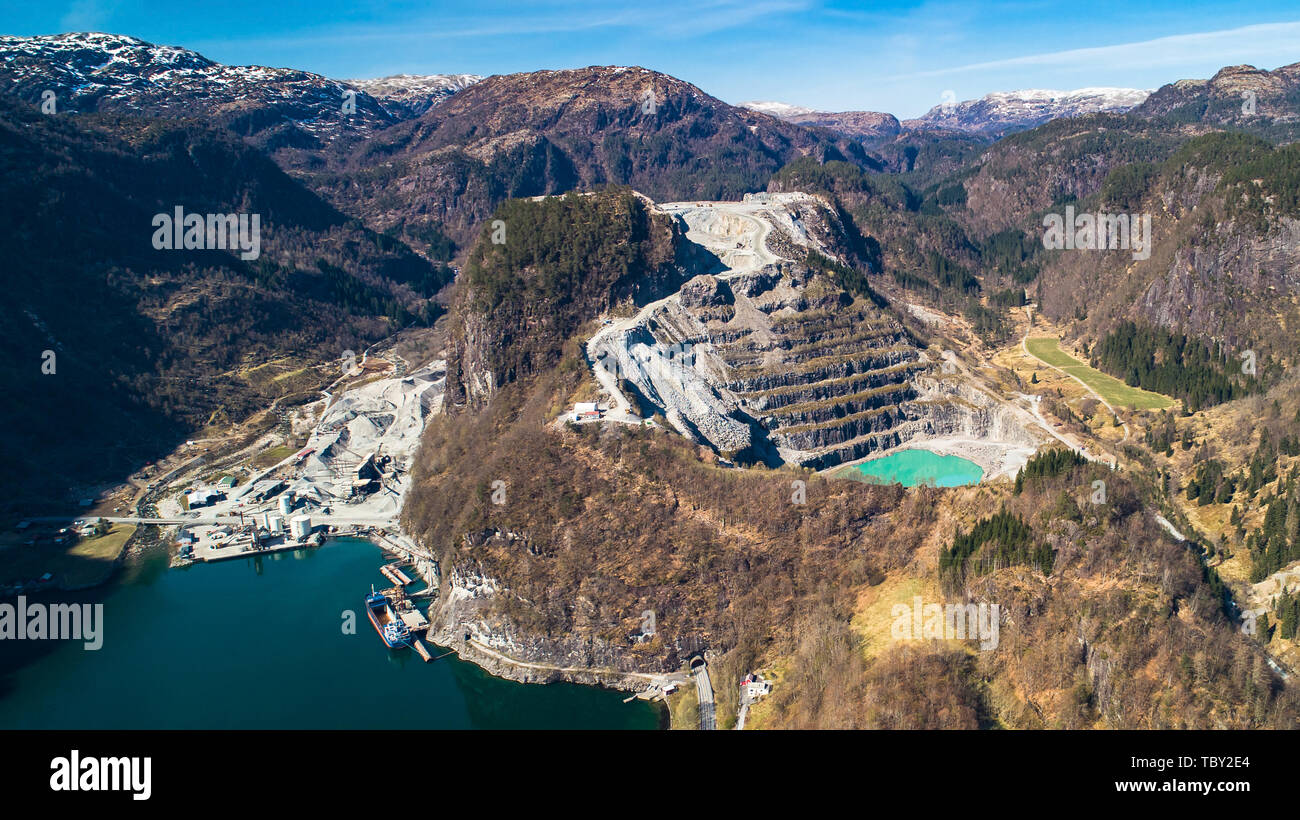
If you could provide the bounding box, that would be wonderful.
[4,1,1300,117]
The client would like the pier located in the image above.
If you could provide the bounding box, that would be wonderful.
[379,562,414,586]
[195,536,319,563]
[410,637,433,662]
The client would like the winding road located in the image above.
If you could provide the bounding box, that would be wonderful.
[1021,333,1131,445]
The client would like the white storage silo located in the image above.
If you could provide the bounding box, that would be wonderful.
[290,515,312,541]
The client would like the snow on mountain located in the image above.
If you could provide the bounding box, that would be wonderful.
[906,87,1152,134]
[347,73,483,118]
[739,100,817,118]
[0,33,478,151]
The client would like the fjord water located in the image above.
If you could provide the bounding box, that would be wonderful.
[850,449,984,488]
[0,538,660,729]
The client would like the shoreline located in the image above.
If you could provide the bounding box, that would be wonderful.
[363,527,680,709]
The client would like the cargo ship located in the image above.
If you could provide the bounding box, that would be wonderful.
[365,586,411,649]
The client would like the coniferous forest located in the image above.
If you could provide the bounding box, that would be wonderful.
[1092,321,1254,410]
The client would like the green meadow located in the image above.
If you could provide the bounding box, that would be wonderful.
[1025,337,1173,411]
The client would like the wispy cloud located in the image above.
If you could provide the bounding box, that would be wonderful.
[887,21,1300,81]
[191,0,808,56]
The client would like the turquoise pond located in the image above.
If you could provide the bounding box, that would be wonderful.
[845,448,984,488]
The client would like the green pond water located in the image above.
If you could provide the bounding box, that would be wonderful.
[847,448,984,488]
[0,538,661,730]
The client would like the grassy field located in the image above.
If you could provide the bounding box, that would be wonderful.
[252,444,297,468]
[667,683,699,730]
[1025,337,1173,410]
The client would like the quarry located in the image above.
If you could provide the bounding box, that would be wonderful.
[586,192,1047,480]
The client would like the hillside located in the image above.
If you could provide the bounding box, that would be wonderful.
[0,33,402,163]
[403,192,1297,728]
[0,95,446,514]
[1030,131,1300,381]
[1132,62,1300,141]
[307,66,878,245]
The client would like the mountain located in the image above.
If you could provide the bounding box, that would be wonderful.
[906,87,1151,135]
[0,94,446,514]
[0,33,400,158]
[739,100,816,118]
[1131,62,1300,139]
[346,73,483,118]
[311,66,879,244]
[741,101,902,139]
[743,88,1151,140]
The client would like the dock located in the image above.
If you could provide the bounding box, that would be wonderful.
[410,637,433,662]
[197,537,316,563]
[399,609,428,630]
[379,562,414,586]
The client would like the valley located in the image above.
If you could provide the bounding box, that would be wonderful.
[3,27,1300,735]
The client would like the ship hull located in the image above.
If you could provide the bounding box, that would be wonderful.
[365,595,408,649]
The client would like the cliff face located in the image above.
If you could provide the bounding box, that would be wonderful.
[443,189,684,408]
[427,561,688,688]
[1034,136,1300,371]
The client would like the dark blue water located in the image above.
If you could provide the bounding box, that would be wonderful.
[0,538,661,730]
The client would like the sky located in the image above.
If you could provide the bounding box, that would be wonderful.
[3,0,1300,118]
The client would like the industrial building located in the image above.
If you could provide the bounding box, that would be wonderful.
[186,489,223,508]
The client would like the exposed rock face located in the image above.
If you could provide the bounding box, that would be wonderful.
[679,274,732,308]
[595,318,754,454]
[1034,148,1300,370]
[427,564,684,686]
